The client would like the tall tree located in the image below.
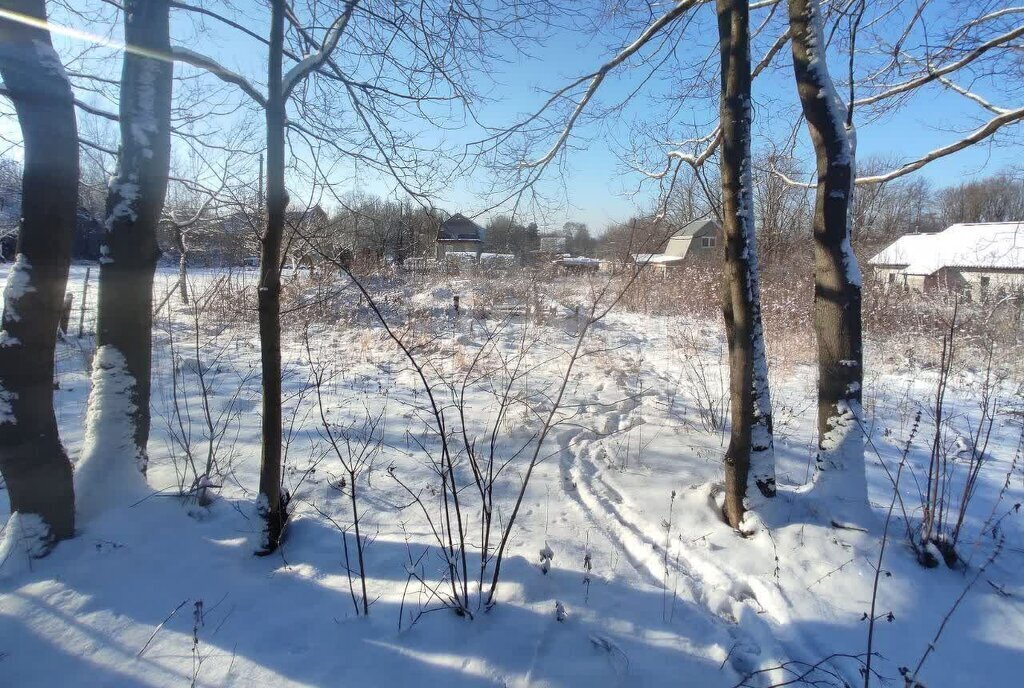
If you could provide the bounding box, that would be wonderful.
[717,0,775,528]
[0,0,79,547]
[256,0,357,553]
[257,0,290,552]
[74,0,174,514]
[166,0,543,552]
[788,0,866,513]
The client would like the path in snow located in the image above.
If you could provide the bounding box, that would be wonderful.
[545,335,853,685]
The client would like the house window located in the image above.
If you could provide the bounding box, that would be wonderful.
[701,237,716,248]
[980,275,991,299]
[887,273,896,284]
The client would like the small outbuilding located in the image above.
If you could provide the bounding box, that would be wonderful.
[552,256,601,274]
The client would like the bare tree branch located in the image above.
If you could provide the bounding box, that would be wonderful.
[170,45,267,107]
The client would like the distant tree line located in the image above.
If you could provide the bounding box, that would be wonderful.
[0,156,106,261]
[5,151,1019,276]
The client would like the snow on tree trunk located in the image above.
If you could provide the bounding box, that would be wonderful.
[77,0,173,506]
[788,0,867,516]
[74,346,149,519]
[717,0,776,530]
[256,0,289,555]
[0,0,78,547]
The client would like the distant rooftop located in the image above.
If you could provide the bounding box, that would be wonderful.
[868,222,1024,275]
[437,213,483,242]
[671,217,719,238]
[633,253,685,264]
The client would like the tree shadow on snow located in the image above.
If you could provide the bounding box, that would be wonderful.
[0,497,735,687]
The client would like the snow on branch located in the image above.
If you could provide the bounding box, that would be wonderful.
[74,98,119,121]
[949,5,1024,42]
[771,106,1024,188]
[855,22,1024,108]
[170,45,267,108]
[856,106,1024,184]
[936,76,1010,116]
[281,1,358,99]
[636,130,721,179]
[634,27,789,179]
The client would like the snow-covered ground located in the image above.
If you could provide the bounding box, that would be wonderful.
[1,264,1021,687]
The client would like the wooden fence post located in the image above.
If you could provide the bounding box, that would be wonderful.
[77,266,91,337]
[59,293,73,334]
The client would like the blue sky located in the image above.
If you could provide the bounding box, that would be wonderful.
[440,0,1022,230]
[5,0,1021,233]
[362,0,1020,230]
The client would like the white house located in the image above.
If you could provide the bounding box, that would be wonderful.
[868,222,1024,300]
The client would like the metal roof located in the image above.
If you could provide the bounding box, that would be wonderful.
[671,217,719,238]
[437,213,483,242]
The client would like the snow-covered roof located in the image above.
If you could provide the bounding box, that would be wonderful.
[442,250,481,264]
[633,253,685,265]
[868,223,1024,276]
[867,233,936,268]
[480,253,516,266]
[554,256,600,266]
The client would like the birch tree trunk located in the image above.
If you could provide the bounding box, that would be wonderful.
[717,0,775,529]
[74,0,173,515]
[256,0,288,554]
[788,0,867,512]
[0,0,78,546]
[174,225,189,305]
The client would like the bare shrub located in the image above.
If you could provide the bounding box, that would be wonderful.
[299,246,658,616]
[304,329,384,616]
[916,307,1005,568]
[157,278,254,505]
[670,324,727,434]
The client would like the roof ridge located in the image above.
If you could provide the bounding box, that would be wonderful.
[949,221,1024,227]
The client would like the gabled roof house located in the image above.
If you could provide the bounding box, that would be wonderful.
[868,222,1024,299]
[632,217,721,271]
[436,213,484,259]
